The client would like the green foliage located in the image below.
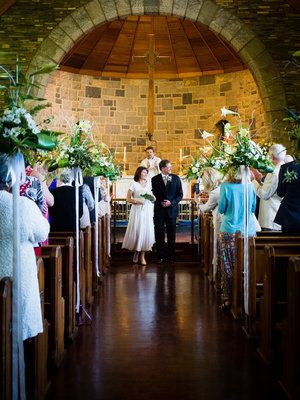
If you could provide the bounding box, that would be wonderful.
[0,58,61,157]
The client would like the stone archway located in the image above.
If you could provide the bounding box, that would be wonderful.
[28,0,287,136]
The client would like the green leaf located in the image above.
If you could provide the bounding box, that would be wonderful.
[0,85,8,90]
[57,159,70,168]
[23,138,38,148]
[29,65,59,77]
[47,160,59,172]
[293,50,300,57]
[36,133,55,150]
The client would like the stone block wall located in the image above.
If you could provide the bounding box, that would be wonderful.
[40,68,266,174]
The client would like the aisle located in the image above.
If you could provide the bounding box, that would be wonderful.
[46,261,285,400]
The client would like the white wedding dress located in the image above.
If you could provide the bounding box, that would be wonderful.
[122,181,155,252]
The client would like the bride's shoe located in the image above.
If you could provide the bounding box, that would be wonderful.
[139,257,147,266]
[133,252,139,264]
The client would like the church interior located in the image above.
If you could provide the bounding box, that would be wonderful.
[0,1,300,399]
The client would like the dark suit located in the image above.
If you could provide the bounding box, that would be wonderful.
[274,161,300,234]
[49,185,83,232]
[151,173,183,260]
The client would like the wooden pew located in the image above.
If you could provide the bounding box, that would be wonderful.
[41,246,65,367]
[47,236,76,341]
[200,212,213,273]
[35,256,50,400]
[246,238,300,338]
[208,218,214,283]
[49,231,86,311]
[280,257,300,400]
[91,221,102,292]
[258,248,300,366]
[232,233,300,335]
[0,277,12,400]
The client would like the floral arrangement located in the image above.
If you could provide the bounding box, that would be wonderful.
[203,107,273,175]
[258,138,276,157]
[84,144,122,181]
[48,120,94,171]
[0,59,61,162]
[48,119,122,181]
[184,107,273,180]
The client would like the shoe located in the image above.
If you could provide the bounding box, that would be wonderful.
[133,252,139,264]
[156,258,164,264]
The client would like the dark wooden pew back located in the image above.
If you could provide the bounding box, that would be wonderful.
[0,277,12,400]
[41,246,65,367]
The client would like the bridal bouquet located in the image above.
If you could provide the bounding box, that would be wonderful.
[140,192,153,201]
[0,59,61,162]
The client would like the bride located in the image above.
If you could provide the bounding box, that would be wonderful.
[122,166,156,265]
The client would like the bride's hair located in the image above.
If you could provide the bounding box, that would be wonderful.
[134,166,148,182]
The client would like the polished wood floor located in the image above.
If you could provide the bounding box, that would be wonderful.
[46,251,285,400]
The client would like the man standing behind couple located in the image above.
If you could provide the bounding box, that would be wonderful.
[152,160,183,264]
[141,146,161,181]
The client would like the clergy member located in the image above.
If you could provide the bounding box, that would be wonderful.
[141,146,161,181]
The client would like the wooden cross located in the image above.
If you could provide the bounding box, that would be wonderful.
[132,34,171,137]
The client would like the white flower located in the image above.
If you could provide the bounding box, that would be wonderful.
[192,167,198,173]
[78,119,91,133]
[221,107,239,117]
[199,146,210,154]
[239,127,249,137]
[224,123,231,139]
[201,130,214,139]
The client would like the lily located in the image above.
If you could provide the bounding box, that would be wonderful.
[221,107,239,117]
[201,130,214,139]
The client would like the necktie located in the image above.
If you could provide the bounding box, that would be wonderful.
[163,175,168,186]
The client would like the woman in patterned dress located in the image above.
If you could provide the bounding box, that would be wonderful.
[217,167,256,309]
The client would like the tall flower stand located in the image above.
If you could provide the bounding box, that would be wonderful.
[9,153,26,400]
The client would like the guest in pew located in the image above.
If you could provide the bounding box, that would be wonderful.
[122,166,156,265]
[251,144,286,231]
[20,161,49,256]
[49,168,83,232]
[0,154,50,340]
[274,159,300,236]
[218,167,256,309]
[98,176,110,218]
[284,154,294,163]
[80,183,95,229]
[30,161,55,248]
[83,176,101,223]
[194,168,222,286]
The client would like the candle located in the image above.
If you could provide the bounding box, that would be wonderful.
[180,148,182,161]
[124,146,126,161]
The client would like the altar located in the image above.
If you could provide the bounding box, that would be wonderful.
[113,175,191,199]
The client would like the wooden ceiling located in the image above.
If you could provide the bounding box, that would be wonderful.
[60,16,246,79]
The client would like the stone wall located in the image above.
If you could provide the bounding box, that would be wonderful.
[41,68,266,174]
[0,0,299,114]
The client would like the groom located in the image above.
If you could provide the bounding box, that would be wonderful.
[151,159,183,263]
